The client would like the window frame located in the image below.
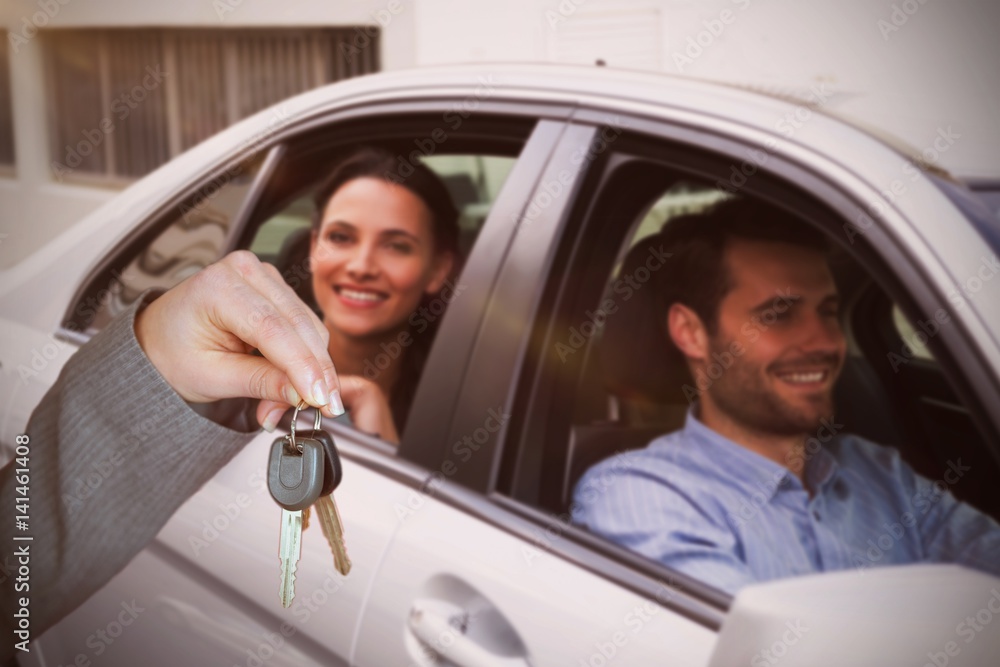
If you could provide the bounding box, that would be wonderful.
[42,27,379,185]
[58,100,573,344]
[0,28,15,174]
[432,106,1000,619]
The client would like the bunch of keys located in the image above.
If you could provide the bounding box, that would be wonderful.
[268,400,351,608]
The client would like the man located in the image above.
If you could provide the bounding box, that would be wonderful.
[572,197,1000,595]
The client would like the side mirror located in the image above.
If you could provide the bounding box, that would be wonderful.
[708,565,1000,666]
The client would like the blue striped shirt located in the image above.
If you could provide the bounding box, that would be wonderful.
[571,409,1000,594]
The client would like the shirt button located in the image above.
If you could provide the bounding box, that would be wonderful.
[812,510,821,520]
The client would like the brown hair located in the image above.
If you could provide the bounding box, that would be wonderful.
[653,197,829,339]
[312,146,461,432]
[311,146,459,256]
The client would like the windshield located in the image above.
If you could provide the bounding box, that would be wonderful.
[931,175,1000,254]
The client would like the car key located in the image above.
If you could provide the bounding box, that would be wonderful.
[315,493,352,576]
[300,419,352,576]
[268,410,325,607]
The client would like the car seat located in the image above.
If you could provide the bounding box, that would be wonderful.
[561,234,689,509]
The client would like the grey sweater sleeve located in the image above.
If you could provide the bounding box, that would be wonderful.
[0,297,257,659]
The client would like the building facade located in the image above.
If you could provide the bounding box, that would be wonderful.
[1,0,997,267]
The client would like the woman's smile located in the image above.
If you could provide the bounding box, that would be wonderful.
[311,177,451,340]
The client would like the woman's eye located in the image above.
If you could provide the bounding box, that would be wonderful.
[387,241,414,254]
[326,231,351,244]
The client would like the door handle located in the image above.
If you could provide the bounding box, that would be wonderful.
[408,603,531,667]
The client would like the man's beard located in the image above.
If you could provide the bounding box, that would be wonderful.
[704,336,839,438]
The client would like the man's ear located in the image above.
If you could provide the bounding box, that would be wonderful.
[667,303,709,361]
[425,251,455,295]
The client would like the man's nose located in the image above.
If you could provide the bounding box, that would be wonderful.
[799,312,844,353]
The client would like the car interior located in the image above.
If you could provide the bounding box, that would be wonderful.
[64,121,1000,601]
[248,150,516,317]
[510,167,1000,531]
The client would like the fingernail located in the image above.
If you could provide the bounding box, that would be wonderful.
[313,380,329,407]
[330,389,345,416]
[262,407,285,433]
[285,386,301,406]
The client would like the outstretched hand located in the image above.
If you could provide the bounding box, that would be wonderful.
[134,251,344,431]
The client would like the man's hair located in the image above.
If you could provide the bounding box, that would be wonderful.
[651,196,829,340]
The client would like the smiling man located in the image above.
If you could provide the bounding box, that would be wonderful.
[571,197,1000,594]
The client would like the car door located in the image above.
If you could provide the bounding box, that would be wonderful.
[352,122,725,666]
[13,99,573,666]
[356,99,1000,665]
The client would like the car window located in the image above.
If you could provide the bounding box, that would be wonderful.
[66,152,266,335]
[891,304,935,361]
[493,130,1000,601]
[249,154,516,274]
[243,151,517,441]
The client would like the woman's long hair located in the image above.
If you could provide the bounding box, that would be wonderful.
[311,146,460,431]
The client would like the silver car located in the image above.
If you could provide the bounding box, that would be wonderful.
[2,63,999,666]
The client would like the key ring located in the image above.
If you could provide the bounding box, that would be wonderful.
[285,400,322,455]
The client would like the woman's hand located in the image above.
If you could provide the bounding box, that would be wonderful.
[134,251,344,431]
[258,374,399,443]
[335,375,401,444]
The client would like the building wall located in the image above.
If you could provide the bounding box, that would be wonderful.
[0,0,417,268]
[2,0,997,268]
[410,0,999,181]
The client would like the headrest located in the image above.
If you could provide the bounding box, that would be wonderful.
[598,233,693,406]
[275,226,319,313]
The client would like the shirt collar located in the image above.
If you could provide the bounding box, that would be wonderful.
[681,404,839,500]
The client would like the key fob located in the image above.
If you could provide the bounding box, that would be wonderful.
[300,429,343,495]
[268,437,324,511]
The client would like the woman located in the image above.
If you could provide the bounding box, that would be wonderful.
[263,146,459,443]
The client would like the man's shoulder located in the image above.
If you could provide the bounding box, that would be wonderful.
[826,431,905,465]
[823,431,914,485]
[573,427,714,499]
[570,427,733,530]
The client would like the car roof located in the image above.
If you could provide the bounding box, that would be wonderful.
[286,62,944,175]
[0,61,978,340]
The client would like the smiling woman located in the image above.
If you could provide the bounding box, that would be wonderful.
[303,147,460,440]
